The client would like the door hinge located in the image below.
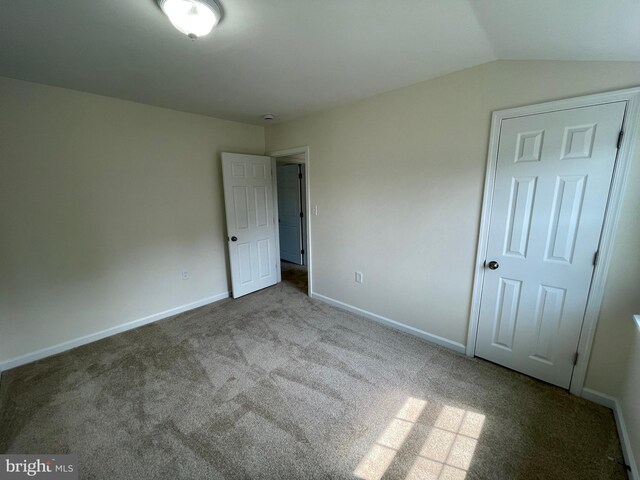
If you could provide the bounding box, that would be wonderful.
[593,250,599,267]
[572,352,579,366]
[617,130,624,149]
[301,249,305,255]
[298,173,303,179]
[300,212,304,218]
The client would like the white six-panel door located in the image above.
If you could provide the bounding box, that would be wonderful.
[475,102,626,388]
[222,153,279,298]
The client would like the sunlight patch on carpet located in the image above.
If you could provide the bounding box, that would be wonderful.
[406,406,485,479]
[354,397,427,480]
[354,398,485,480]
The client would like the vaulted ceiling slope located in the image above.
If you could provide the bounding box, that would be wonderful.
[1,0,639,124]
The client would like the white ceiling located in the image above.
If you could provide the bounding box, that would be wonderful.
[1,0,639,125]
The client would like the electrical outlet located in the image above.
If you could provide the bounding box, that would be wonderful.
[182,270,190,281]
[355,271,363,284]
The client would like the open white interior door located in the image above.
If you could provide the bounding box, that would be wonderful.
[222,153,279,298]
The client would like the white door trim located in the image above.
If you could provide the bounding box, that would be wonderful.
[466,86,640,395]
[268,146,312,297]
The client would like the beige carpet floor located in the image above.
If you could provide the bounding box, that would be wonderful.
[0,263,628,479]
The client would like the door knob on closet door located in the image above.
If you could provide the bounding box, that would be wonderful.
[487,261,499,270]
[231,236,238,242]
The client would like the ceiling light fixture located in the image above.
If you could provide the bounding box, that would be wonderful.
[157,0,222,40]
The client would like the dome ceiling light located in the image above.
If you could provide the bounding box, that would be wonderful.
[157,0,222,40]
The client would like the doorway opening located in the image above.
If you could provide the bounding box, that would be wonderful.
[270,147,312,297]
[276,159,308,294]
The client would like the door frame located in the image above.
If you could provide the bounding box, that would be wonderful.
[465,87,640,395]
[268,146,312,296]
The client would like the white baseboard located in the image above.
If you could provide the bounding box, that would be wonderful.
[582,388,638,480]
[0,292,230,373]
[581,387,617,409]
[310,292,466,354]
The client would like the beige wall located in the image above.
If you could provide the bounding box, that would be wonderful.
[0,76,264,363]
[621,334,640,472]
[611,135,640,469]
[265,60,640,398]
